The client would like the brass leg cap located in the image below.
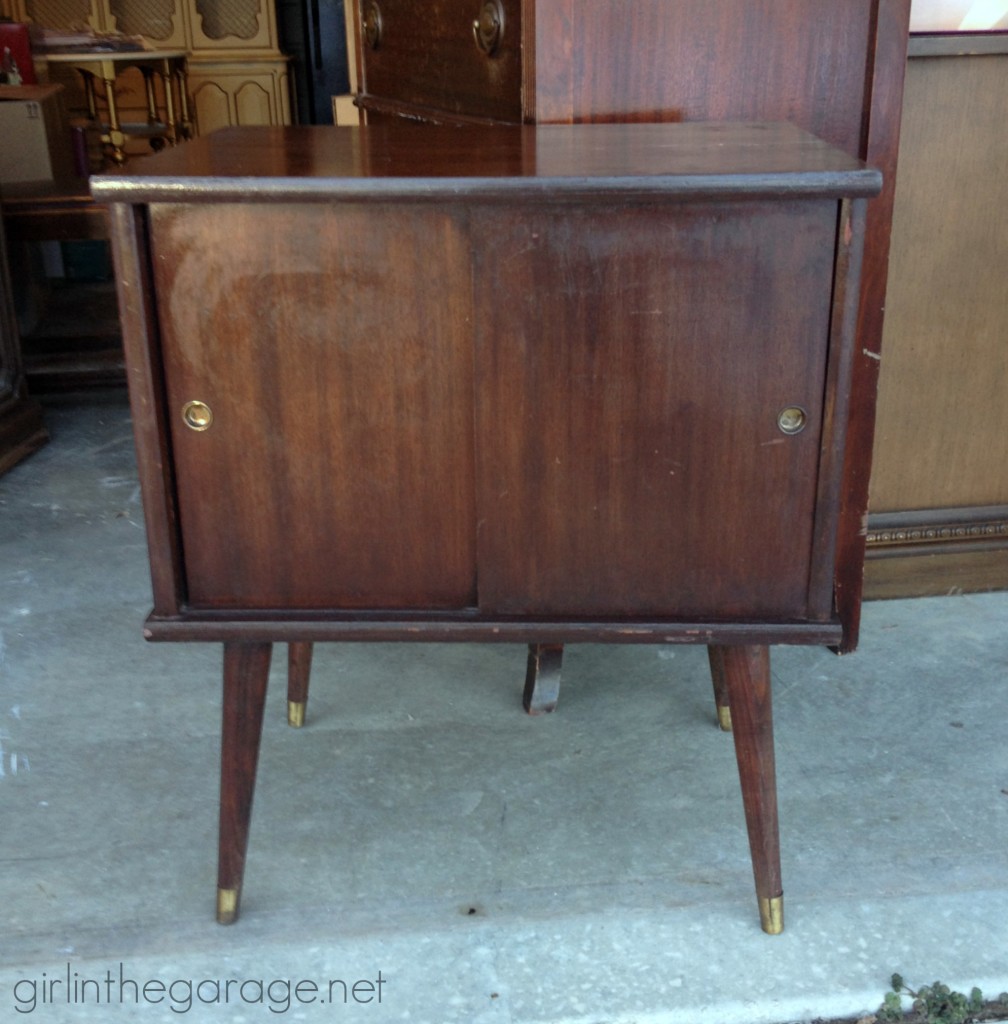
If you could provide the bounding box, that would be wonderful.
[217,887,240,925]
[287,700,306,728]
[759,894,784,935]
[716,704,733,732]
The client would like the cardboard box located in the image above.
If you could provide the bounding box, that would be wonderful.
[0,84,76,184]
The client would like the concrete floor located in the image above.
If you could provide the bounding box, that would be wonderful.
[1,390,1006,1024]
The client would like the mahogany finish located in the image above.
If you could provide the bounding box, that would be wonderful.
[473,200,838,619]
[94,122,880,930]
[150,201,476,610]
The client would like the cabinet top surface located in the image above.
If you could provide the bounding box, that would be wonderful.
[90,123,881,203]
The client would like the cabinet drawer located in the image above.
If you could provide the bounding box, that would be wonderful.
[357,0,522,122]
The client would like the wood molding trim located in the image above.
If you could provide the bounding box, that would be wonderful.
[866,507,1008,558]
[864,507,1008,600]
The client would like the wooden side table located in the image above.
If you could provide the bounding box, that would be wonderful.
[92,122,881,933]
[45,49,193,166]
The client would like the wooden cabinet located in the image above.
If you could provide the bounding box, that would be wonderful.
[348,0,912,648]
[864,34,1008,596]
[1,0,291,138]
[93,121,880,931]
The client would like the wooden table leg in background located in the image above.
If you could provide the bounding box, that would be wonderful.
[707,645,734,732]
[217,641,272,924]
[523,643,564,715]
[286,642,313,728]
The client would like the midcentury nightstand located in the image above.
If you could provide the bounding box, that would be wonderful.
[93,122,881,932]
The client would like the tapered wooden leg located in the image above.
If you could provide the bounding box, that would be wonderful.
[287,642,313,727]
[523,643,563,715]
[217,641,272,924]
[707,645,733,732]
[719,644,784,934]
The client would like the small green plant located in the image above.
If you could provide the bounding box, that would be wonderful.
[877,974,984,1024]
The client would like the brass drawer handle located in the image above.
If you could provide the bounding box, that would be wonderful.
[182,400,213,432]
[777,406,807,435]
[472,0,504,56]
[363,0,383,49]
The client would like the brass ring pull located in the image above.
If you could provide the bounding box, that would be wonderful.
[472,0,504,55]
[182,400,213,432]
[777,406,807,435]
[363,0,383,49]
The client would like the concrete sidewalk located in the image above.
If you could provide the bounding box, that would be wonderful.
[1,391,1005,1023]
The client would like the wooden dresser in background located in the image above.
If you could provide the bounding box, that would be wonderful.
[348,0,912,643]
[1,0,292,388]
[863,32,1008,597]
[347,0,1008,602]
[1,0,292,140]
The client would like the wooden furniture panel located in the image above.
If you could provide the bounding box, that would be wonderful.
[150,201,477,609]
[188,59,292,132]
[473,200,837,618]
[186,0,276,51]
[109,0,188,47]
[94,122,880,931]
[871,46,1008,509]
[864,37,1008,595]
[530,0,874,142]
